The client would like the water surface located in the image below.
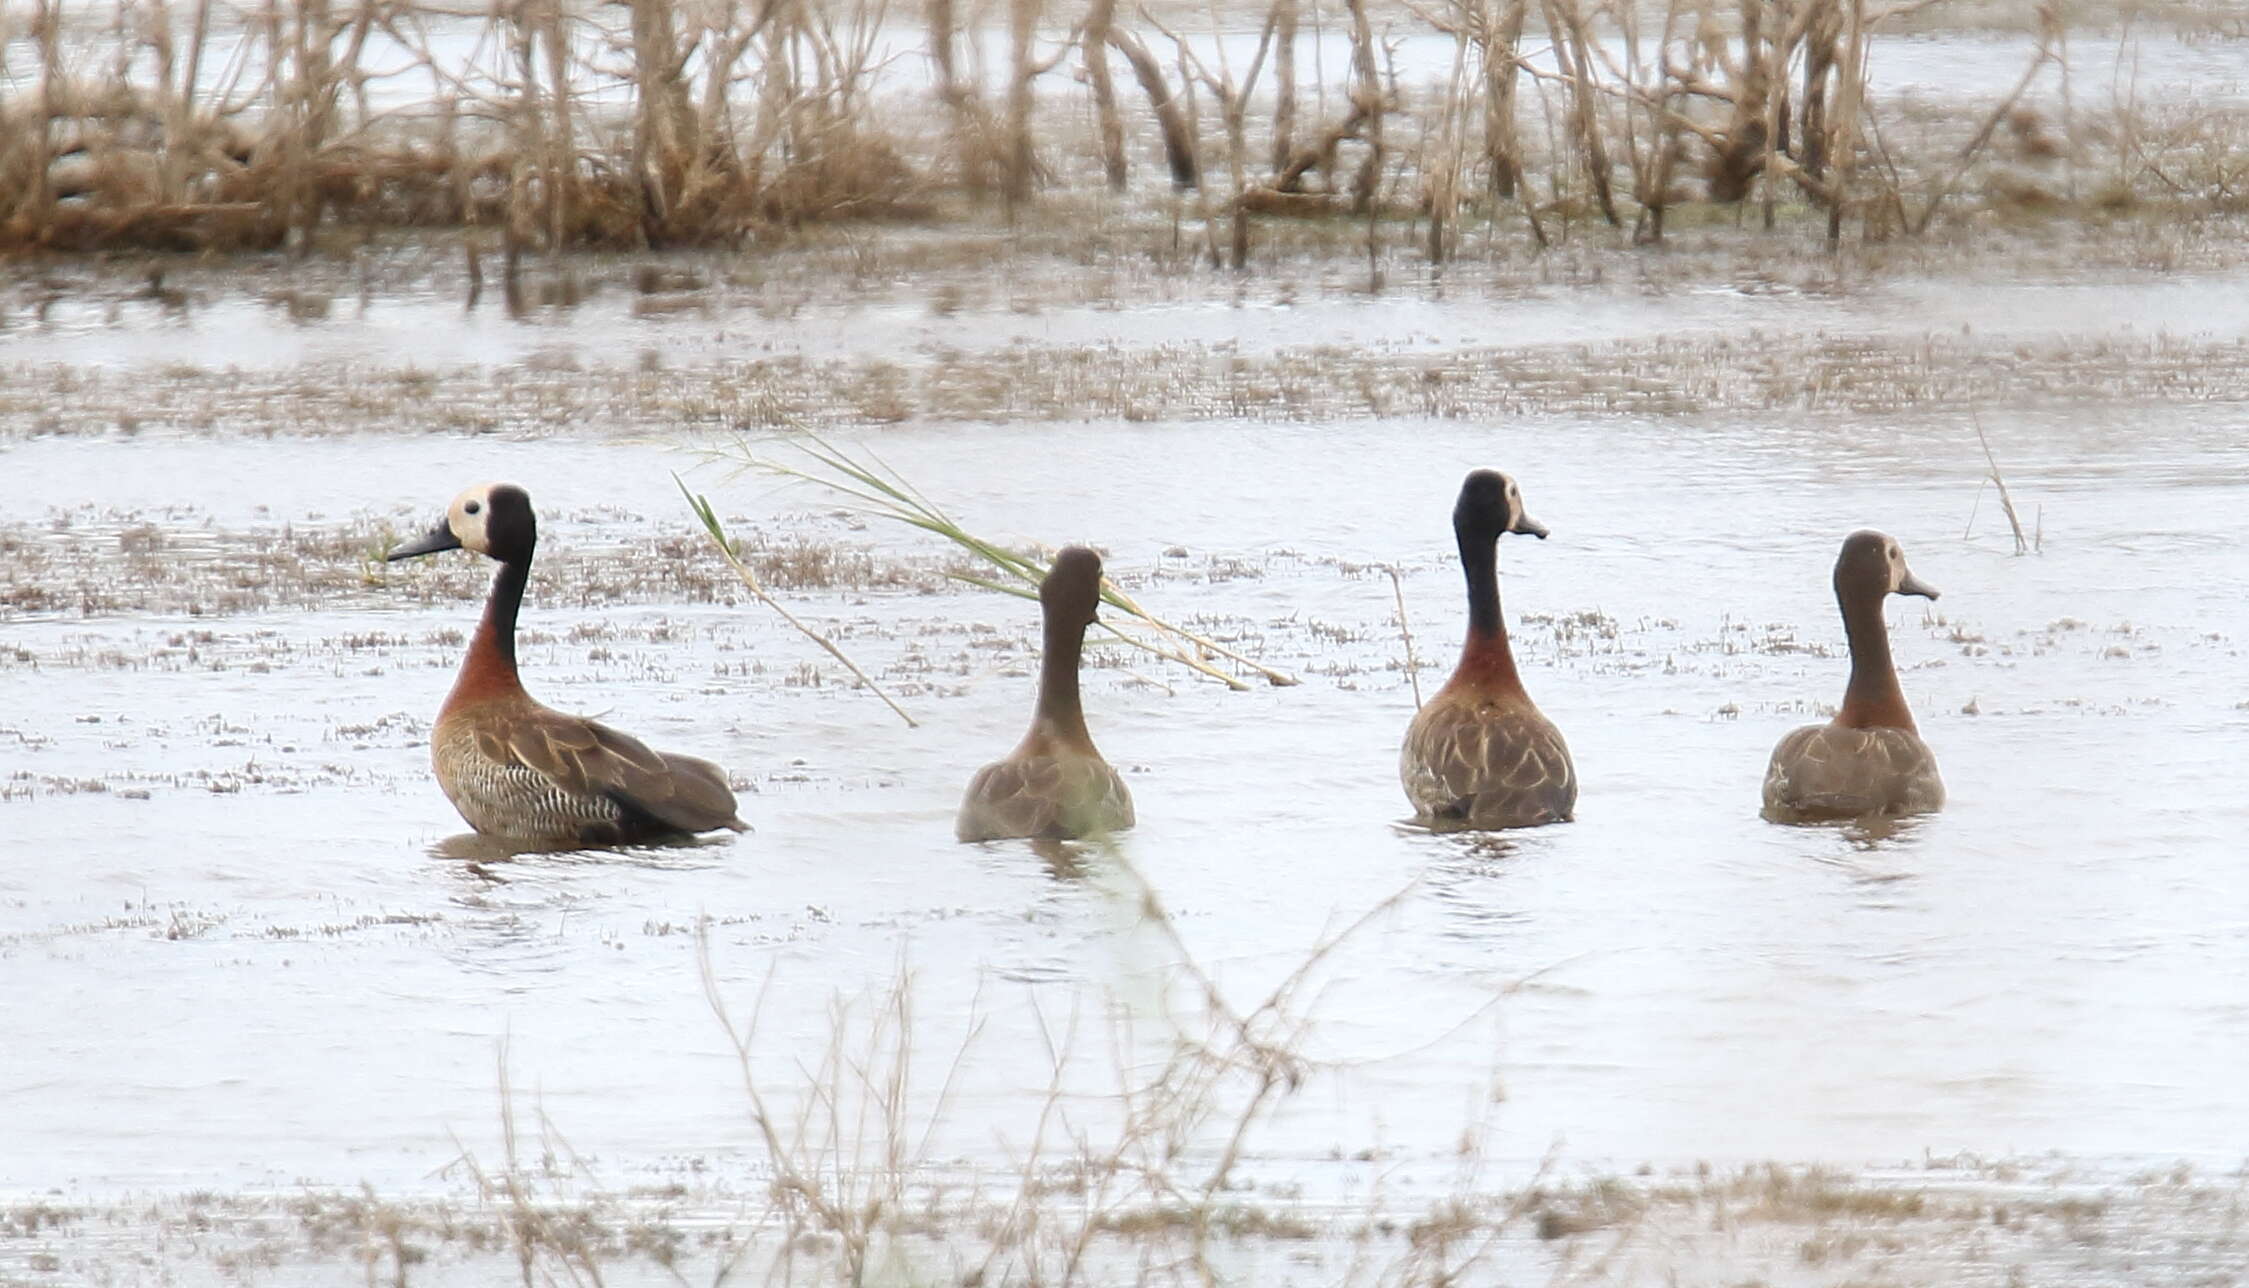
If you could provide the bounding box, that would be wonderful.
[5,400,2245,1200]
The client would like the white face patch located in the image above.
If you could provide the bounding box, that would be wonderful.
[448,484,499,556]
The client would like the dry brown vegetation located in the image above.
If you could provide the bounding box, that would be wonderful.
[4,0,2242,257]
[0,506,926,620]
[6,1160,2237,1285]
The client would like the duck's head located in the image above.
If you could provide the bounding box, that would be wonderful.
[1454,469,1548,544]
[1835,529,1937,603]
[1040,546,1105,629]
[387,483,537,565]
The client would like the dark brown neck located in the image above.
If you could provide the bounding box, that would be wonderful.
[1447,528,1526,697]
[1026,609,1096,752]
[442,557,529,716]
[1836,588,1915,730]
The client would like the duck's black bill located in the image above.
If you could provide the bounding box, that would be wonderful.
[1511,515,1551,540]
[1898,572,1939,600]
[387,521,462,561]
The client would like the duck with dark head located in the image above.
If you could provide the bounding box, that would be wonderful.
[956,546,1135,843]
[1762,529,1945,820]
[386,482,748,848]
[1400,469,1577,831]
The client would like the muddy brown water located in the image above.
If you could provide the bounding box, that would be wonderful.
[5,327,2248,1215]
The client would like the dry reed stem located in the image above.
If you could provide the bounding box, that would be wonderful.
[1387,564,1423,709]
[1342,0,1382,214]
[1269,0,1298,174]
[720,434,1299,689]
[697,872,1356,1286]
[1912,27,2058,233]
[1086,0,1129,189]
[1827,0,1870,244]
[1109,24,1201,190]
[1004,0,1041,209]
[441,1041,615,1288]
[427,858,1576,1284]
[677,476,921,727]
[1970,415,2030,556]
[1540,0,1620,226]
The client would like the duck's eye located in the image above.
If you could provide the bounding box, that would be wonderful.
[465,500,482,516]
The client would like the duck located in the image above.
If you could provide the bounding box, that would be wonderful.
[1400,469,1576,830]
[1762,529,1944,820]
[386,482,747,846]
[956,546,1135,842]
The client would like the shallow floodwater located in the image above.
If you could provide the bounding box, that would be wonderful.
[5,389,2248,1202]
[15,252,2249,381]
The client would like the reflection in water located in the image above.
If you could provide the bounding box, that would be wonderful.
[1421,831,1534,941]
[1805,824,1931,907]
[265,289,332,323]
[1835,813,1931,851]
[21,244,2249,388]
[1762,806,1933,847]
[478,263,600,321]
[141,270,191,312]
[1434,831,1523,865]
[427,829,734,867]
[425,835,730,981]
[430,830,552,863]
[1028,836,1091,881]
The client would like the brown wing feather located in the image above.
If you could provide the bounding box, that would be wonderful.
[436,716,623,843]
[499,716,608,801]
[480,707,745,838]
[1762,722,1943,819]
[957,758,1064,842]
[580,719,748,834]
[1401,696,1576,830]
[957,752,1134,842]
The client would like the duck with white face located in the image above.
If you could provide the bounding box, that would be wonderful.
[387,482,748,848]
[1399,468,1577,831]
[1762,529,1945,821]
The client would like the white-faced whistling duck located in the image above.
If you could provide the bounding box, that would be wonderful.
[387,483,748,846]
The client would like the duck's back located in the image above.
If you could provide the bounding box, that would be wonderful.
[434,698,745,845]
[956,749,1134,842]
[1762,722,1943,819]
[1401,694,1576,829]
